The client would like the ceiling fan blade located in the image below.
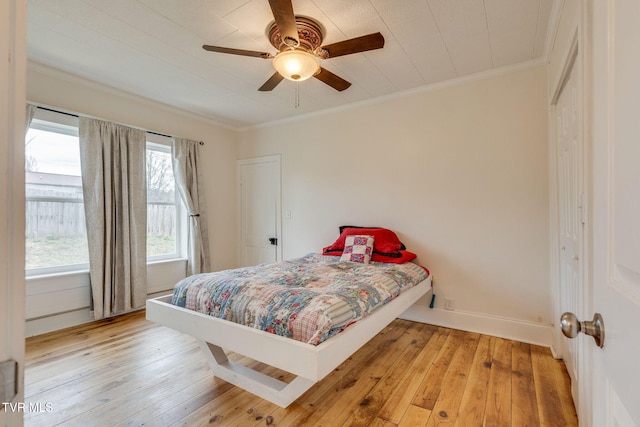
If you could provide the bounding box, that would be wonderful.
[320,32,385,58]
[258,72,285,91]
[268,0,299,47]
[314,68,351,92]
[203,45,273,59]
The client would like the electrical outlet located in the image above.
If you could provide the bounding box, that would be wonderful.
[444,298,454,311]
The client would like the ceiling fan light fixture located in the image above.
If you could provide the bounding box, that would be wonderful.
[272,49,320,81]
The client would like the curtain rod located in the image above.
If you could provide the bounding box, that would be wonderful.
[35,105,204,144]
[38,106,78,118]
[146,130,173,139]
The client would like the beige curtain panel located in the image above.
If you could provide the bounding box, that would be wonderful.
[79,117,147,320]
[172,137,211,275]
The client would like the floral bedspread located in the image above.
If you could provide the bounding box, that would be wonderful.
[171,253,429,345]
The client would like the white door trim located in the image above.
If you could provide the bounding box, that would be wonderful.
[548,16,592,425]
[237,155,282,265]
[0,1,27,426]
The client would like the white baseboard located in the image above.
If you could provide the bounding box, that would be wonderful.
[26,289,175,337]
[147,290,173,299]
[25,308,94,337]
[399,304,553,348]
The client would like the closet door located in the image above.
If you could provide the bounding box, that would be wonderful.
[554,45,584,411]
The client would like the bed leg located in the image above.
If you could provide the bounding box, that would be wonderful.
[197,340,315,408]
[200,340,229,364]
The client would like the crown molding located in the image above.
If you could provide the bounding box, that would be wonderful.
[241,58,548,132]
[27,61,240,132]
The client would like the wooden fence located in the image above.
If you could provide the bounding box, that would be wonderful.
[148,204,176,238]
[26,200,175,239]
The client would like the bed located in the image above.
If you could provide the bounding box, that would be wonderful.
[146,230,431,408]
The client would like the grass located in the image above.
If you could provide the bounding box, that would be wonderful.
[26,235,176,270]
[147,235,176,257]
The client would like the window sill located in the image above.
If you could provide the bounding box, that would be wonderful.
[26,257,188,281]
[26,268,90,282]
[148,257,188,266]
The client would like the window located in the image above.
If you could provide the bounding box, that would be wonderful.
[146,135,182,261]
[25,111,89,274]
[25,108,185,276]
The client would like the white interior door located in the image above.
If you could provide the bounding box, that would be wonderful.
[554,49,585,413]
[590,0,640,425]
[238,156,281,267]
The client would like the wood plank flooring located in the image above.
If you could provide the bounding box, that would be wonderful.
[24,310,578,426]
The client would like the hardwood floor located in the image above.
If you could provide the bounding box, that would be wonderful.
[24,310,578,426]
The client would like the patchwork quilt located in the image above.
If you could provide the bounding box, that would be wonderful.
[171,253,429,345]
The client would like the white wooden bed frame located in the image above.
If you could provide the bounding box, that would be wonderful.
[146,276,431,408]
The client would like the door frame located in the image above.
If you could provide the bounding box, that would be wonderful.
[236,155,282,266]
[0,1,27,426]
[548,14,593,426]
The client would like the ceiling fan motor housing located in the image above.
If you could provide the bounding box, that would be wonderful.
[268,16,325,55]
[268,16,325,81]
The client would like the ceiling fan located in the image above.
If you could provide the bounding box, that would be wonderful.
[202,0,385,92]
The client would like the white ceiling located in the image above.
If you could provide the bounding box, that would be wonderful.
[27,0,556,129]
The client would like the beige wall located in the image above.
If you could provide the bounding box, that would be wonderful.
[26,63,239,271]
[240,66,550,326]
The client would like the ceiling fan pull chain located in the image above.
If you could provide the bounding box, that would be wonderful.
[295,81,300,109]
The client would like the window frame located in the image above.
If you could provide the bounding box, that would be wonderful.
[145,135,186,263]
[25,109,187,278]
[25,110,89,277]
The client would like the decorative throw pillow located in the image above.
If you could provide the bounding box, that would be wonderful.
[323,227,405,257]
[340,235,374,264]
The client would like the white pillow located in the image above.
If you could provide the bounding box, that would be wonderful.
[340,235,374,264]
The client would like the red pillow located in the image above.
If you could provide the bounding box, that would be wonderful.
[372,250,417,264]
[323,227,404,255]
[338,225,406,251]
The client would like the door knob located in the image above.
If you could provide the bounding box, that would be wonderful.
[560,312,605,348]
